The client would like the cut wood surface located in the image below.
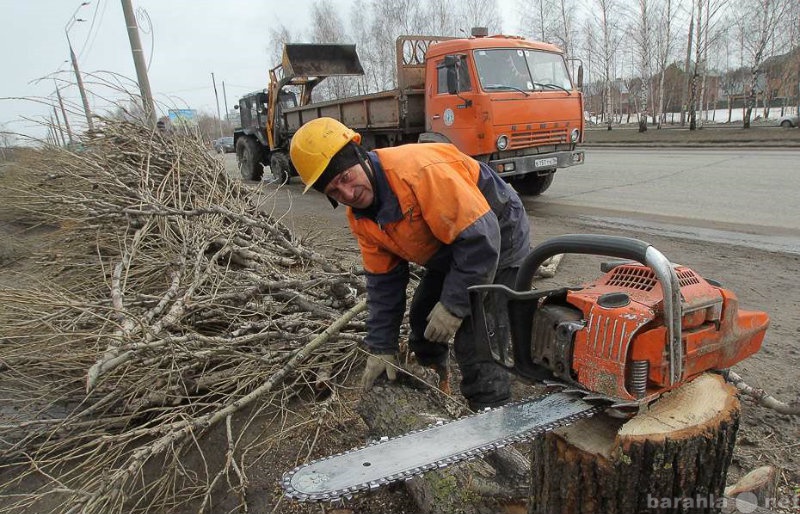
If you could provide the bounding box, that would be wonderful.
[530,373,741,514]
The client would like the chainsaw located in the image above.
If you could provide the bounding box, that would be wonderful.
[281,234,769,502]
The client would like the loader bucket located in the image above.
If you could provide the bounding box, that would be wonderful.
[282,44,364,78]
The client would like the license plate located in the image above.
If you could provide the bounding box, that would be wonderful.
[534,157,558,168]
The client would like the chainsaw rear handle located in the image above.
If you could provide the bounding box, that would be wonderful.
[515,234,684,386]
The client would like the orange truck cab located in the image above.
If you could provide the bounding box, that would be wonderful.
[423,32,585,195]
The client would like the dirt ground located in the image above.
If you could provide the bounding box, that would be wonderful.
[243,144,800,512]
[1,131,799,513]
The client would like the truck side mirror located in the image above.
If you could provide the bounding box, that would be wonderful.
[577,64,584,89]
[444,55,459,95]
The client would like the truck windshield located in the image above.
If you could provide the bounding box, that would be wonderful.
[473,48,572,93]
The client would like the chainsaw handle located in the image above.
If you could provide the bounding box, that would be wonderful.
[515,234,684,386]
[515,235,650,290]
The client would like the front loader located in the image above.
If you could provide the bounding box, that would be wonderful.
[233,44,363,182]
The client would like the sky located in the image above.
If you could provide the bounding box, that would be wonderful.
[0,0,519,144]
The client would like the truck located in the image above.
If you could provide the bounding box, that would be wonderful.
[233,28,585,196]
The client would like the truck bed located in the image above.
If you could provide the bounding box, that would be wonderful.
[283,88,426,137]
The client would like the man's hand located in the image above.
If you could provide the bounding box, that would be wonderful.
[424,302,463,343]
[361,353,399,391]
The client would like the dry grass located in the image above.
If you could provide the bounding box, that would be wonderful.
[585,124,800,146]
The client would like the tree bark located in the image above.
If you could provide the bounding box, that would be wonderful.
[358,383,529,514]
[529,373,740,514]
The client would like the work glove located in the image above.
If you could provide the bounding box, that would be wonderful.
[361,353,399,392]
[424,302,463,343]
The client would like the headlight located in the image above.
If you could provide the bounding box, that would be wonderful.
[571,128,580,142]
[496,135,509,151]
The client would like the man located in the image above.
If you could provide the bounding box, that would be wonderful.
[290,117,531,411]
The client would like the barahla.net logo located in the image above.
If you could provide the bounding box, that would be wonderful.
[646,491,800,512]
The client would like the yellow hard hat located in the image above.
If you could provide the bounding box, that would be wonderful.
[290,117,362,193]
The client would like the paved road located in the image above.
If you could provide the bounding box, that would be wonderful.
[226,147,800,255]
[526,148,800,254]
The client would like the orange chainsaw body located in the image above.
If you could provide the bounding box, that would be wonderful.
[564,263,769,401]
[469,235,771,405]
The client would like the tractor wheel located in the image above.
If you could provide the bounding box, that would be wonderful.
[513,172,554,196]
[236,137,263,181]
[270,152,292,185]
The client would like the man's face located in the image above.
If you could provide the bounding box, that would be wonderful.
[322,163,374,209]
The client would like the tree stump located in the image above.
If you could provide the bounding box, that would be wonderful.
[358,383,529,514]
[530,373,740,514]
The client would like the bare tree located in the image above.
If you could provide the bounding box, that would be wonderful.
[680,0,694,127]
[267,23,293,69]
[365,0,428,91]
[518,0,578,57]
[558,0,578,58]
[734,0,793,128]
[422,0,460,36]
[654,0,681,128]
[589,0,624,129]
[686,0,726,129]
[458,0,502,34]
[720,66,749,122]
[630,0,657,131]
[309,0,362,101]
[516,0,553,41]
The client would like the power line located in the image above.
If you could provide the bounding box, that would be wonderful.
[80,0,110,61]
[77,0,103,60]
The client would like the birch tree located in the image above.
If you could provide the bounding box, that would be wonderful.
[687,0,726,130]
[459,0,503,35]
[516,0,554,41]
[309,0,360,101]
[365,0,428,91]
[555,0,578,59]
[734,0,793,128]
[422,0,460,36]
[653,0,681,128]
[589,0,623,128]
[630,0,657,131]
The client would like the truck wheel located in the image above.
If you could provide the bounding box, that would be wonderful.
[513,172,554,196]
[270,152,292,185]
[236,137,263,181]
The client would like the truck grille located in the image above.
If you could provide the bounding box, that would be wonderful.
[509,128,569,149]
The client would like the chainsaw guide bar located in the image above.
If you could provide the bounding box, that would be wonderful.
[281,391,603,502]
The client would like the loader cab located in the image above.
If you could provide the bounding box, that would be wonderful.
[236,89,298,148]
[237,91,269,132]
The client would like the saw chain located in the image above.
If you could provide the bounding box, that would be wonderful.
[281,391,604,502]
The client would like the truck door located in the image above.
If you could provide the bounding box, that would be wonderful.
[427,55,478,150]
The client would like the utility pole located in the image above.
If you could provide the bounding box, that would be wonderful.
[121,0,156,125]
[65,3,94,131]
[54,80,74,144]
[48,116,58,146]
[53,106,67,147]
[222,81,229,123]
[211,72,223,137]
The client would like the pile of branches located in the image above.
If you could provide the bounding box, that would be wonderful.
[0,120,368,513]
